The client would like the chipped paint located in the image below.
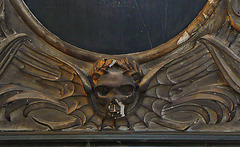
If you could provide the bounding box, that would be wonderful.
[117,100,125,118]
[209,0,214,4]
[109,59,116,67]
[177,31,190,45]
[203,13,209,19]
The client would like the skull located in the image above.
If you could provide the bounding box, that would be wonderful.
[93,67,138,119]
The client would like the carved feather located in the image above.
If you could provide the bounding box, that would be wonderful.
[0,40,91,129]
[0,34,27,76]
[138,37,240,130]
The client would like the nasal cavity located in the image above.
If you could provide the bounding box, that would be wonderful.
[108,101,120,112]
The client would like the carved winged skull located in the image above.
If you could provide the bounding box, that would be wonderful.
[0,0,240,132]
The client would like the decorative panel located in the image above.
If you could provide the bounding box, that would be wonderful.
[1,0,240,144]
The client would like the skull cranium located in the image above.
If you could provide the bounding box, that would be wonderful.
[93,67,138,119]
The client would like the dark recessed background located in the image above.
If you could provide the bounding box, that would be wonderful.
[24,0,207,54]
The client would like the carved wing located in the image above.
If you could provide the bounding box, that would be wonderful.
[0,40,94,130]
[130,1,240,131]
[0,1,94,130]
[137,42,239,131]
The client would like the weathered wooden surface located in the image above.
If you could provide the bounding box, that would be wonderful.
[1,0,240,132]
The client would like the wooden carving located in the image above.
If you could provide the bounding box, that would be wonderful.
[1,0,240,132]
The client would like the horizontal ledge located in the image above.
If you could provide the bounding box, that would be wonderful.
[0,132,240,142]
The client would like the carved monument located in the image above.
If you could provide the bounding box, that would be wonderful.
[0,0,240,134]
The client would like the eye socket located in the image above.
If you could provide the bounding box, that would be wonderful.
[119,85,134,95]
[95,86,110,96]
